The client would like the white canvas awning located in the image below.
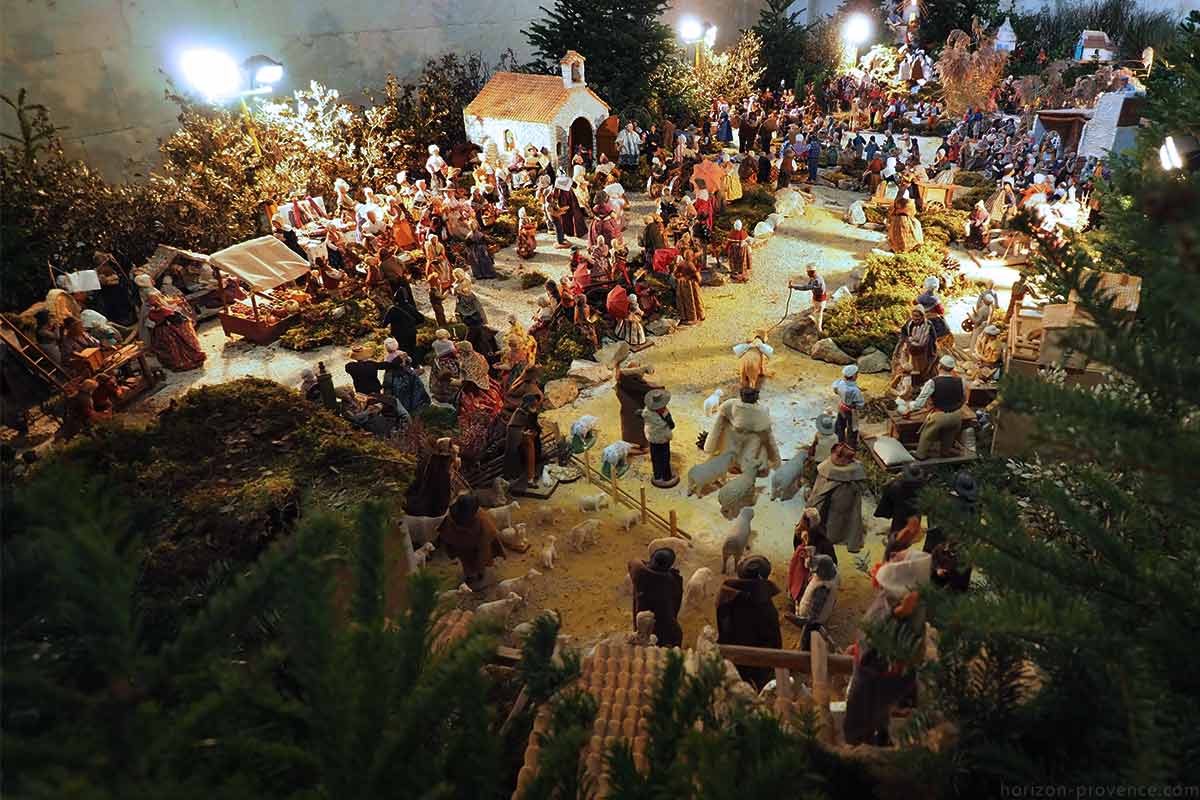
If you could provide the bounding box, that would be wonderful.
[208,235,309,292]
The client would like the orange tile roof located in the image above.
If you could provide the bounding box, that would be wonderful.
[464,72,608,125]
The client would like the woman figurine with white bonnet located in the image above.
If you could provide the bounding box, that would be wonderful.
[425,144,447,190]
[726,218,751,282]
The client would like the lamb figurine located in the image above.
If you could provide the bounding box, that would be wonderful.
[634,610,658,647]
[646,537,690,562]
[401,512,447,546]
[686,451,736,497]
[567,519,601,552]
[541,535,558,570]
[703,388,724,416]
[497,568,542,598]
[474,477,511,508]
[487,500,521,530]
[474,592,523,624]
[717,471,758,519]
[601,440,634,472]
[411,542,436,569]
[578,493,611,512]
[616,509,640,532]
[683,567,714,610]
[721,507,756,574]
[769,456,808,502]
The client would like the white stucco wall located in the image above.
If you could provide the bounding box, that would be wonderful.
[0,0,548,179]
[463,86,607,163]
[1078,91,1131,159]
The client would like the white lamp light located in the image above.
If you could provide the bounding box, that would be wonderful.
[180,48,242,100]
[703,23,718,48]
[254,63,283,86]
[843,13,872,46]
[1159,134,1198,171]
[679,16,703,43]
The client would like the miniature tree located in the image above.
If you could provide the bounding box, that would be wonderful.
[910,13,1200,793]
[524,0,675,113]
[935,20,1009,116]
[754,0,811,90]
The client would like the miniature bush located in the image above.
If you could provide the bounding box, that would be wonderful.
[823,242,955,356]
[520,270,550,290]
[279,296,389,351]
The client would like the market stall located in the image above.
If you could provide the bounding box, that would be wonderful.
[209,236,311,345]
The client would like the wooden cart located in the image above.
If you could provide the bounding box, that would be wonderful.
[207,235,310,347]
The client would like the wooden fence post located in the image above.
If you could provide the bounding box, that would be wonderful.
[610,465,619,502]
[639,487,647,524]
[669,510,677,539]
[810,632,836,745]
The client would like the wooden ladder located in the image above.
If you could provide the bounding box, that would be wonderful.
[0,315,71,391]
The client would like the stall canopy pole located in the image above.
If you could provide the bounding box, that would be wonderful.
[249,292,261,322]
[215,266,230,316]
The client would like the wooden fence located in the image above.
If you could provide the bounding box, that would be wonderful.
[570,451,691,541]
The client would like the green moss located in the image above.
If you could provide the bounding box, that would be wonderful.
[413,321,468,366]
[920,206,970,246]
[280,296,389,352]
[953,170,992,188]
[32,378,415,639]
[713,186,775,251]
[823,242,960,356]
[541,325,591,382]
[520,270,550,290]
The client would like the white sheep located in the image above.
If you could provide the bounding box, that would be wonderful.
[438,583,473,605]
[703,388,724,416]
[769,456,808,502]
[487,500,521,530]
[683,567,714,610]
[578,493,611,513]
[541,535,558,570]
[567,519,601,552]
[498,523,529,551]
[686,451,736,497]
[475,477,511,508]
[474,592,523,624]
[412,542,436,569]
[402,512,447,546]
[497,568,542,598]
[616,509,640,532]
[721,508,756,574]
[717,471,758,519]
[646,536,690,562]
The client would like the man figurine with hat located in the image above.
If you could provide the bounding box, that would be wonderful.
[797,264,828,332]
[716,555,783,689]
[874,463,926,534]
[844,549,932,746]
[628,547,684,647]
[906,355,969,459]
[808,411,839,463]
[608,341,663,456]
[923,470,976,592]
[640,388,678,488]
[832,364,865,448]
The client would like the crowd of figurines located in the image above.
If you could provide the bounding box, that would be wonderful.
[23,25,1130,753]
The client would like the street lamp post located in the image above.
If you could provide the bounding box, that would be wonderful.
[679,17,717,69]
[180,48,285,157]
[842,13,872,68]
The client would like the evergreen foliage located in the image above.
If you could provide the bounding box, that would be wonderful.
[3,476,509,798]
[524,0,675,114]
[753,0,811,90]
[918,0,1002,54]
[911,14,1200,795]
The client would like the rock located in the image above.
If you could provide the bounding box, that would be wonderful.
[766,212,782,229]
[857,348,891,374]
[781,316,819,354]
[646,318,679,336]
[700,270,726,287]
[846,266,867,293]
[845,200,867,226]
[567,359,611,386]
[863,223,885,232]
[831,285,852,303]
[752,221,775,238]
[810,337,855,365]
[776,189,805,216]
[542,379,580,409]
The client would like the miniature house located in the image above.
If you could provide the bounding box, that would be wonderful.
[463,51,612,165]
[1074,30,1116,63]
[994,17,1017,53]
[1034,91,1145,159]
